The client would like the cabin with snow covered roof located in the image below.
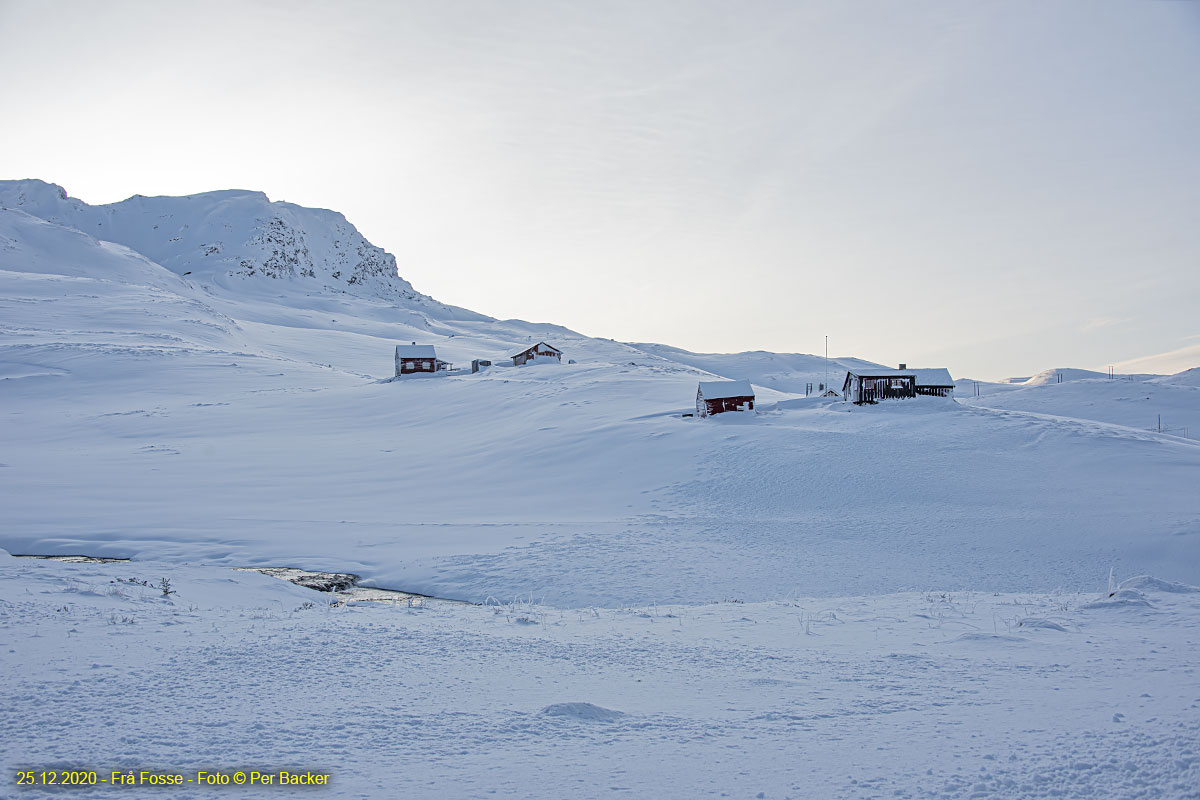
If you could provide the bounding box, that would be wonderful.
[511,342,562,366]
[395,342,438,376]
[696,380,755,417]
[842,364,954,403]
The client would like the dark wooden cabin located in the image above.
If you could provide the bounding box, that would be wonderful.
[395,342,438,376]
[842,369,916,404]
[843,364,955,403]
[512,342,562,366]
[696,380,756,417]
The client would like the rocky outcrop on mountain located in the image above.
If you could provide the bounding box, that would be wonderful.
[0,180,435,306]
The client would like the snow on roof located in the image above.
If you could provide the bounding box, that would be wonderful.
[396,344,436,358]
[843,367,953,386]
[845,369,915,378]
[697,379,754,399]
[911,368,954,387]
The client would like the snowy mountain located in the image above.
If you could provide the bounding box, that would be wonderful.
[0,179,447,306]
[2,181,1199,608]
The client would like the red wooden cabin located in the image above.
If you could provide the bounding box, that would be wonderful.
[395,343,438,376]
[696,380,755,417]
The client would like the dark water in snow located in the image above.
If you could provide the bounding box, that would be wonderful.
[11,555,446,605]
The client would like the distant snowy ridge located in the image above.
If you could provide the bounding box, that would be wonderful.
[1151,367,1200,387]
[1019,367,1161,386]
[632,342,886,394]
[0,179,473,314]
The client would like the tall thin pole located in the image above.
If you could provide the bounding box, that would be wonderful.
[825,335,828,391]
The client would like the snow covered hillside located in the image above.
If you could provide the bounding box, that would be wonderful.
[2,181,1199,607]
[963,374,1200,442]
[1154,367,1200,387]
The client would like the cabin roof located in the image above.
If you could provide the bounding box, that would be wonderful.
[511,341,562,358]
[911,368,954,387]
[846,369,915,379]
[396,344,437,358]
[697,379,754,400]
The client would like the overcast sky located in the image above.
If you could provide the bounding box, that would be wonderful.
[2,0,1198,379]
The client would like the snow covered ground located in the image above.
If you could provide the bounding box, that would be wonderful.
[3,552,1199,799]
[2,181,1199,797]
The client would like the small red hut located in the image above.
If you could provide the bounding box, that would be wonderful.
[696,380,755,417]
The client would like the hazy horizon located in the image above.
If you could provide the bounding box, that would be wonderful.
[2,0,1198,380]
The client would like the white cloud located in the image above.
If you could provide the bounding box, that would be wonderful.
[1080,316,1132,333]
[1111,343,1200,375]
